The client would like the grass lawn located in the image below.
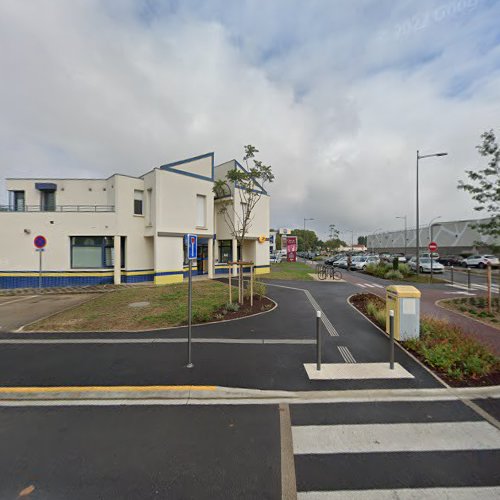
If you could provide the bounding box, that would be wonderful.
[25,281,237,331]
[265,262,314,281]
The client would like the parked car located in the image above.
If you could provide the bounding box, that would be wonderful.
[333,257,349,269]
[269,253,282,263]
[408,257,444,274]
[352,255,380,271]
[438,255,464,267]
[462,254,499,269]
[391,253,407,263]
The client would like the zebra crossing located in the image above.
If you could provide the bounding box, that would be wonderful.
[290,400,500,498]
[446,282,500,294]
[356,282,384,289]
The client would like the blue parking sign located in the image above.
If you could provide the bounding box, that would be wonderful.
[187,234,197,259]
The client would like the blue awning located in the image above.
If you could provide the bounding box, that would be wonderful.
[35,183,57,191]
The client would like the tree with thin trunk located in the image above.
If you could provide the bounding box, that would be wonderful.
[458,129,500,241]
[213,145,274,300]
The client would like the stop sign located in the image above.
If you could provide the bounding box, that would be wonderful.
[428,241,438,252]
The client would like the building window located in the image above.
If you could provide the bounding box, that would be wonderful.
[41,190,55,212]
[9,191,25,211]
[134,190,144,215]
[196,194,206,227]
[218,240,236,263]
[71,236,114,268]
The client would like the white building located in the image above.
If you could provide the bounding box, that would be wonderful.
[0,153,270,288]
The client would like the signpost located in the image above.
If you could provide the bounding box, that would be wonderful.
[34,235,47,289]
[428,241,438,282]
[286,235,298,262]
[186,234,197,368]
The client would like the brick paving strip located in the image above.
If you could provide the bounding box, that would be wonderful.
[0,283,155,296]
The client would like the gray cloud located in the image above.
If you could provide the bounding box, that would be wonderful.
[0,0,499,243]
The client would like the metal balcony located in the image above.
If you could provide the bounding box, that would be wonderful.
[0,205,115,213]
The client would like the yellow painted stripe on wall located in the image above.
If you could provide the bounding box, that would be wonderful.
[0,385,216,394]
[255,266,271,275]
[154,274,184,285]
[122,270,155,276]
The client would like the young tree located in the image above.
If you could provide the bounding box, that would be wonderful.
[357,235,367,246]
[213,145,274,300]
[458,130,500,238]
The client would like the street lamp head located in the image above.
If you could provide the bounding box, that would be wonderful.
[435,152,448,157]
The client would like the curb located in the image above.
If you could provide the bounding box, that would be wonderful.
[0,384,499,403]
[435,298,500,332]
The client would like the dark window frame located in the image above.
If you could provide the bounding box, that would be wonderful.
[70,236,115,269]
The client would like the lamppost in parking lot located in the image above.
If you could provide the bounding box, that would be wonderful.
[303,217,314,251]
[416,150,448,275]
[396,216,407,257]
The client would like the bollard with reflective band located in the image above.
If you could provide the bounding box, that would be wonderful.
[450,266,454,285]
[467,268,471,290]
[389,309,395,370]
[316,310,322,371]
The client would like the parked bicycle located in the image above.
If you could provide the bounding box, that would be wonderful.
[317,265,342,280]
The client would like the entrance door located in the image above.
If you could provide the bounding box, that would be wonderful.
[197,244,208,275]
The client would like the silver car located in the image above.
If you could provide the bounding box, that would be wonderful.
[408,257,444,273]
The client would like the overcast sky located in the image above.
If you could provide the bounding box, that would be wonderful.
[1,0,499,241]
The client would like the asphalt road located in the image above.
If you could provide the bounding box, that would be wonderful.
[0,399,498,498]
[0,404,281,499]
[0,280,442,391]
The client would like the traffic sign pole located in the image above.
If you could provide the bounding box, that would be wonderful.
[38,249,43,289]
[428,242,438,283]
[186,234,197,368]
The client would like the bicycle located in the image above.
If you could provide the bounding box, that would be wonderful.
[317,265,342,280]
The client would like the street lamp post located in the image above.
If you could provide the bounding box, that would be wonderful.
[303,217,314,252]
[396,216,407,257]
[416,150,447,275]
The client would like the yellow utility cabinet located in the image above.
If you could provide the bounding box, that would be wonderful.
[386,285,421,340]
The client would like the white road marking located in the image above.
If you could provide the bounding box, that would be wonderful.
[298,487,500,499]
[292,421,500,455]
[364,284,375,288]
[0,338,316,345]
[444,291,476,296]
[337,346,356,363]
[304,363,414,380]
[357,283,366,288]
[0,296,36,307]
[371,283,384,288]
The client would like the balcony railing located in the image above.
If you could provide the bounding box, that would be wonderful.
[0,205,115,213]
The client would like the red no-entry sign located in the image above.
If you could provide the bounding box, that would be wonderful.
[428,241,438,252]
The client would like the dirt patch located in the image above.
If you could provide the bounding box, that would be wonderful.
[350,292,500,387]
[212,296,275,321]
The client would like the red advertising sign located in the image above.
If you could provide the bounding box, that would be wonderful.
[428,241,438,252]
[286,236,297,262]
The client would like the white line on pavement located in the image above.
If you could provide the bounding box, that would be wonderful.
[0,296,36,307]
[292,421,500,455]
[298,487,500,500]
[0,337,316,345]
[337,346,356,363]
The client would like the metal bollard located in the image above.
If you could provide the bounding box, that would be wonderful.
[450,266,454,285]
[467,268,471,290]
[389,309,395,370]
[316,310,322,371]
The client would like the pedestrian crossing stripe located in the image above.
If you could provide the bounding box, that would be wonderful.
[292,421,500,454]
[297,487,500,499]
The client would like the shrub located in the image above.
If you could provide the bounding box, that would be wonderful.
[365,262,391,278]
[392,257,399,271]
[366,301,386,328]
[404,316,499,381]
[398,263,411,277]
[244,280,267,299]
[385,269,403,280]
[225,302,240,312]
